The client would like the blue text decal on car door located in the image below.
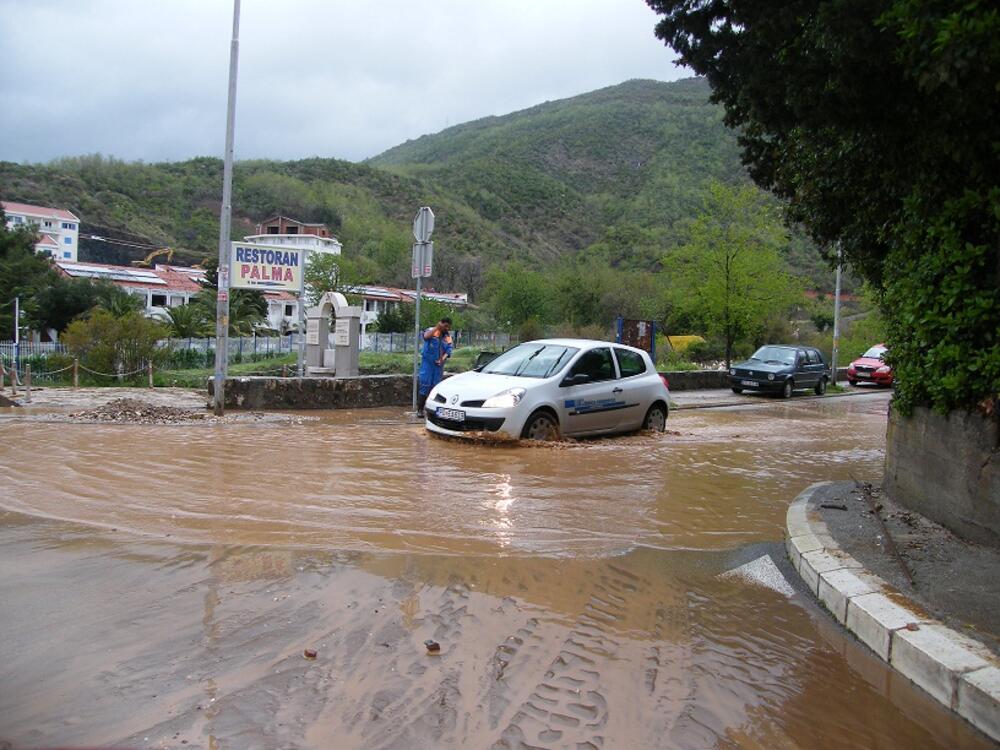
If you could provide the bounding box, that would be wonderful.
[563,397,634,416]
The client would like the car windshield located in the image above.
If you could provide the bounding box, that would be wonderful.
[863,346,888,360]
[482,344,579,378]
[749,346,796,365]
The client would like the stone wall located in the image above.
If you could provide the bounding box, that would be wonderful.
[885,405,1000,547]
[661,370,729,391]
[209,375,412,411]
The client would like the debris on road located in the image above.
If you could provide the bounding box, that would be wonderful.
[303,649,318,659]
[424,639,441,653]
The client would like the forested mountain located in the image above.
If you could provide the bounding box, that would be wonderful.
[0,77,837,298]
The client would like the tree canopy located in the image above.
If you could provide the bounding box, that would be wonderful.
[648,0,1000,412]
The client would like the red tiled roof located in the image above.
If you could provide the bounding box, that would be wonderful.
[3,201,80,222]
[36,234,59,247]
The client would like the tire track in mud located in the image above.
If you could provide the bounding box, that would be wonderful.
[490,563,694,750]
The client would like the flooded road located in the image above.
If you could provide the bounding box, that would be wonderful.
[0,391,994,749]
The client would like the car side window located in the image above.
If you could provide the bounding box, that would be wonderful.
[807,350,820,365]
[797,349,808,367]
[568,347,616,382]
[614,348,647,378]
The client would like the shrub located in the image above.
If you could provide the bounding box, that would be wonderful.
[63,309,168,381]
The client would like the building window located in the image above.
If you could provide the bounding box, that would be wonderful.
[267,226,279,234]
[10,216,22,224]
[286,226,298,234]
[44,220,53,227]
[151,294,167,307]
[169,295,184,307]
[61,222,76,230]
[64,236,72,245]
[63,251,72,259]
[284,304,294,317]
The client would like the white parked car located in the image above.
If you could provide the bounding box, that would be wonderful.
[425,339,671,441]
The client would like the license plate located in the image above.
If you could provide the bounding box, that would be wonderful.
[436,407,465,422]
[856,372,871,378]
[740,380,757,387]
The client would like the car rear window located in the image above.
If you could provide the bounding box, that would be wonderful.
[614,348,647,377]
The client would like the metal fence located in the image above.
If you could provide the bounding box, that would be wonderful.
[0,330,516,363]
[360,330,517,353]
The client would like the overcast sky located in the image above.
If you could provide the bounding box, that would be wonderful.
[0,0,685,165]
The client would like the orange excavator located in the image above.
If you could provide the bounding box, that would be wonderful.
[131,247,174,267]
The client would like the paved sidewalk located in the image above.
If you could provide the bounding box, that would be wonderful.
[672,384,887,410]
[787,481,1000,742]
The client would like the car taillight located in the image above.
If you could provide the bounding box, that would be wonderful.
[659,373,670,390]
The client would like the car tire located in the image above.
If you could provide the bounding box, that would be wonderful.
[521,411,560,441]
[814,377,827,395]
[643,403,668,432]
[781,379,794,399]
[731,386,743,394]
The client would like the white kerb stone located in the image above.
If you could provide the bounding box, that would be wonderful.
[817,568,881,624]
[799,549,863,595]
[846,592,920,661]
[891,623,991,707]
[958,666,1000,743]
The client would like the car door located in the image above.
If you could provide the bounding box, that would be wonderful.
[613,347,652,430]
[557,346,623,435]
[807,348,828,384]
[795,349,815,388]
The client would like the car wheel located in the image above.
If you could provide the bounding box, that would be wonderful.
[781,379,794,399]
[848,379,857,387]
[731,386,743,394]
[643,403,667,432]
[521,411,560,441]
[814,377,827,395]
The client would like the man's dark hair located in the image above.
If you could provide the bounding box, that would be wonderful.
[440,317,452,325]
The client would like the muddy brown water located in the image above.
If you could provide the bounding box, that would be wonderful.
[0,392,993,749]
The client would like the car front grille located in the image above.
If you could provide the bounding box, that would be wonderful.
[460,399,485,408]
[427,412,505,432]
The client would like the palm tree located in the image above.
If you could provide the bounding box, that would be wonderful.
[193,288,266,336]
[163,303,211,338]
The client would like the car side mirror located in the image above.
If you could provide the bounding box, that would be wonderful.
[561,373,591,387]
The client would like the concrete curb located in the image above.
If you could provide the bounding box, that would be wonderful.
[786,482,1000,741]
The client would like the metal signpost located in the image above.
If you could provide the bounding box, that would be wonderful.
[831,243,843,381]
[411,207,435,412]
[212,0,241,416]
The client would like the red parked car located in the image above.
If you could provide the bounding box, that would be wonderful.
[847,344,893,386]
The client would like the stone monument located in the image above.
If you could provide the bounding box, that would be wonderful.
[305,292,361,376]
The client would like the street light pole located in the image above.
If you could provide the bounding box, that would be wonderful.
[831,242,843,382]
[212,0,241,416]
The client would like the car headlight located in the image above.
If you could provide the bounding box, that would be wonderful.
[877,365,891,374]
[482,387,526,409]
[768,373,775,381]
[730,368,736,376]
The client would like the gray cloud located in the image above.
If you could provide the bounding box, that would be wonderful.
[0,0,684,164]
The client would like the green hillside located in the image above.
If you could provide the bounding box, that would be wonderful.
[0,77,838,299]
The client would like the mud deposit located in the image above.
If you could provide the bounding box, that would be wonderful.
[0,392,993,748]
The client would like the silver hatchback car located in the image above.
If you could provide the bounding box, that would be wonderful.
[425,338,671,441]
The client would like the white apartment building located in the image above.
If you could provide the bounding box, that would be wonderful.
[2,201,81,261]
[244,214,343,258]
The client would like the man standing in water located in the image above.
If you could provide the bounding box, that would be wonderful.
[417,317,453,414]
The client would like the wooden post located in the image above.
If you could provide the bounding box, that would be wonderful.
[10,363,16,396]
[73,358,79,389]
[0,362,5,391]
[148,361,154,388]
[25,364,31,403]
[282,364,288,378]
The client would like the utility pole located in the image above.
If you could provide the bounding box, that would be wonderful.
[296,248,309,377]
[412,274,422,411]
[212,0,241,416]
[13,295,19,372]
[831,242,843,382]
[410,207,434,413]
